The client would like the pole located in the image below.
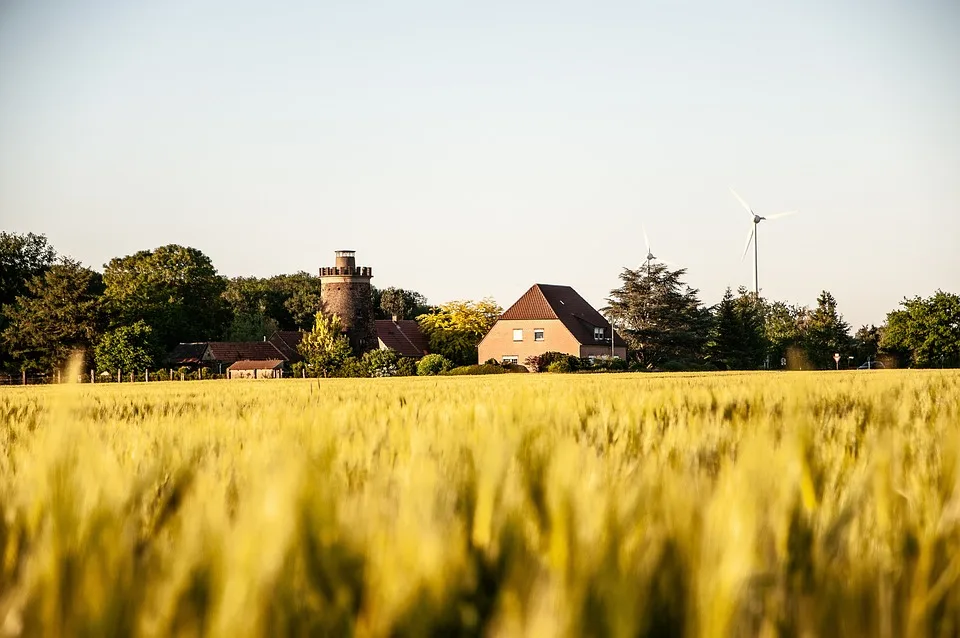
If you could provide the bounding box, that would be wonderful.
[754,221,759,296]
[118,368,121,383]
[22,370,26,386]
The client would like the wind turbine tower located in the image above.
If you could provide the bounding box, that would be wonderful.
[729,187,797,296]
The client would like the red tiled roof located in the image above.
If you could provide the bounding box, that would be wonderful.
[375,320,428,357]
[206,342,286,364]
[501,285,558,320]
[226,359,284,371]
[268,331,304,362]
[498,284,627,347]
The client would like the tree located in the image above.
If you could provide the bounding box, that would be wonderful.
[803,291,852,369]
[94,321,159,373]
[268,272,324,330]
[0,232,57,370]
[416,298,502,366]
[880,291,960,368]
[103,245,228,350]
[1,260,104,371]
[853,324,883,365]
[605,262,712,369]
[764,300,806,368]
[708,287,766,370]
[376,287,431,320]
[298,311,353,378]
[222,277,281,340]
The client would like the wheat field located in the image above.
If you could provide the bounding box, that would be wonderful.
[0,370,958,637]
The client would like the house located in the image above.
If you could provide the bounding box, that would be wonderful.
[478,284,627,366]
[168,336,298,373]
[268,331,304,362]
[226,359,285,379]
[375,318,428,357]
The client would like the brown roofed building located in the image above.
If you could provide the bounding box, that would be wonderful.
[167,340,289,372]
[376,319,428,357]
[478,284,627,367]
[268,331,304,362]
[226,360,285,379]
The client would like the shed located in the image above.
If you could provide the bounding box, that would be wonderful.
[226,359,285,379]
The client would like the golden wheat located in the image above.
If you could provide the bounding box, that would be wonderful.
[0,370,958,637]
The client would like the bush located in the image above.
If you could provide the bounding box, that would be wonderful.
[335,357,368,378]
[362,349,401,377]
[525,351,573,373]
[396,357,418,377]
[418,354,454,376]
[502,363,529,373]
[584,356,628,372]
[546,359,573,373]
[443,364,509,376]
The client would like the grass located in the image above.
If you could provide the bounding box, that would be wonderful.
[0,370,959,637]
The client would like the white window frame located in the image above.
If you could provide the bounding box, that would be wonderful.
[594,326,605,340]
[513,328,523,342]
[502,355,519,364]
[534,328,544,342]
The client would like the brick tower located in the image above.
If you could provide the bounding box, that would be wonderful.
[319,250,376,354]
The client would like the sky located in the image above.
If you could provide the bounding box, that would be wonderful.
[1,0,958,328]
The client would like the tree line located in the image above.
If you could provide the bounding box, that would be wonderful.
[605,262,959,370]
[0,233,441,376]
[1,231,957,376]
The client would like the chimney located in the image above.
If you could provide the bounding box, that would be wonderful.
[392,314,398,322]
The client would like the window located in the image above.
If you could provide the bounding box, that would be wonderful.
[502,355,519,364]
[534,329,544,342]
[513,329,523,342]
[594,326,605,340]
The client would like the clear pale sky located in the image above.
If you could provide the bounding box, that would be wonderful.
[1,0,958,328]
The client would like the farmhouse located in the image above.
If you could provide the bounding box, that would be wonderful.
[478,284,627,366]
[375,318,428,357]
[168,335,301,374]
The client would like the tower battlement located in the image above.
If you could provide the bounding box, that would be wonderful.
[319,266,372,277]
[319,250,375,354]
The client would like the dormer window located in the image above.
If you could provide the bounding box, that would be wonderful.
[594,327,605,340]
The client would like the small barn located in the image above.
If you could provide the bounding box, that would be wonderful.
[226,360,285,379]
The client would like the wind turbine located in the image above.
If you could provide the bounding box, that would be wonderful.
[641,224,679,273]
[729,187,797,296]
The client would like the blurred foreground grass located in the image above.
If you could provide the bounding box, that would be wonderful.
[1,371,959,637]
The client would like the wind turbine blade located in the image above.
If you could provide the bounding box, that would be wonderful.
[729,187,754,218]
[740,226,755,261]
[766,210,797,220]
[642,224,650,252]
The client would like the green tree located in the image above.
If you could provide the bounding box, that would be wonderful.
[298,311,352,378]
[0,232,58,370]
[708,287,766,369]
[880,291,960,368]
[605,262,712,368]
[94,321,159,373]
[268,272,325,330]
[763,300,806,367]
[803,291,852,369]
[1,260,104,371]
[376,287,431,320]
[417,299,502,366]
[103,245,228,350]
[853,324,883,365]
